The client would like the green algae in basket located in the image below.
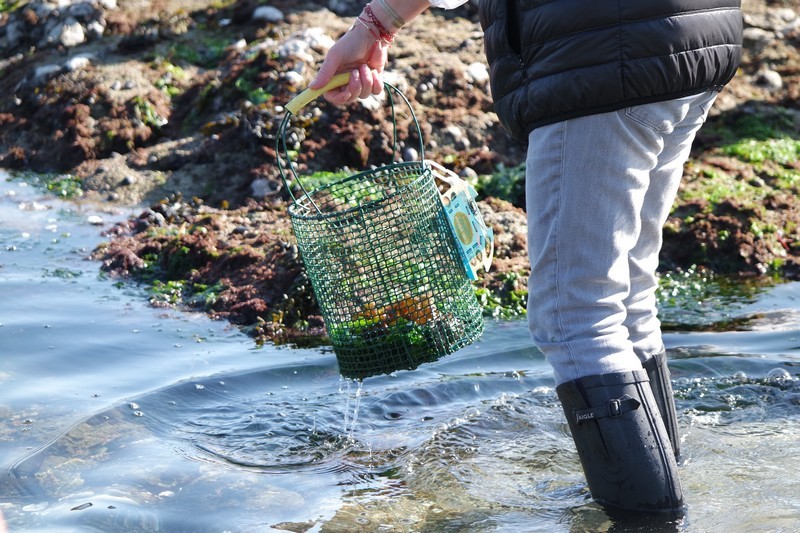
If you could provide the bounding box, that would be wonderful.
[277,74,485,379]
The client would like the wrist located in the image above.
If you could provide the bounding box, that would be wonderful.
[374,0,406,30]
[361,3,397,45]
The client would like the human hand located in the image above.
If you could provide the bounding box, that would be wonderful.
[308,22,387,105]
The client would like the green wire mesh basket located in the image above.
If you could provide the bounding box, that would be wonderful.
[277,74,484,380]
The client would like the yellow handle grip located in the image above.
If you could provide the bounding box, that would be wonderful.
[285,72,352,115]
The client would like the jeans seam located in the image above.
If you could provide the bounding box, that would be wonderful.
[554,120,577,377]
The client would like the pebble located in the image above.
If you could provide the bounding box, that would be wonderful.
[251,177,279,197]
[252,6,284,23]
[87,215,104,225]
[742,27,776,50]
[65,54,92,72]
[59,18,87,48]
[459,167,478,180]
[466,62,490,84]
[402,147,418,162]
[754,68,783,91]
[277,39,314,64]
[297,27,335,53]
[283,71,304,86]
[443,124,470,150]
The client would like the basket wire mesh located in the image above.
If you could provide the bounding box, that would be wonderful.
[277,78,483,379]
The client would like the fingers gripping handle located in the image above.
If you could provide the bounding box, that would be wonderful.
[285,73,352,115]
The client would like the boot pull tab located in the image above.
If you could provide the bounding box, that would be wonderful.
[573,394,641,424]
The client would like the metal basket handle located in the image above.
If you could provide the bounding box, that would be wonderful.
[276,73,426,212]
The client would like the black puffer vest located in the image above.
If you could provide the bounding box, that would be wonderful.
[479,0,743,139]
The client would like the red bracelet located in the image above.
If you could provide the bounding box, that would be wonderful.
[363,4,395,44]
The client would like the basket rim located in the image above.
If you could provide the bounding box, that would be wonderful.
[287,161,432,221]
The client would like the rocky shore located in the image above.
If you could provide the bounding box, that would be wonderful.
[2,0,799,343]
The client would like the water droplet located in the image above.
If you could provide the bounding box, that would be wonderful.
[767,368,792,381]
[133,411,144,417]
[195,384,205,390]
[129,402,140,409]
[733,371,747,381]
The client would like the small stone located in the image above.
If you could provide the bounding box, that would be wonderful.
[402,147,418,162]
[284,71,304,86]
[742,27,775,50]
[251,177,279,197]
[252,6,284,23]
[87,215,104,225]
[754,68,782,91]
[277,38,313,63]
[86,20,106,40]
[459,167,478,180]
[121,175,136,186]
[65,54,92,72]
[298,27,335,53]
[465,62,489,84]
[59,18,86,48]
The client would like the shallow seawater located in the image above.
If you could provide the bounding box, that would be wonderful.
[1,172,799,532]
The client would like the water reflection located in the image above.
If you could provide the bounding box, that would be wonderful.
[2,172,800,531]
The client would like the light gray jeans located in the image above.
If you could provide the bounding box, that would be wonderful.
[526,90,719,385]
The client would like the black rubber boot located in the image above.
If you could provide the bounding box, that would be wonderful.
[556,369,683,513]
[643,349,681,460]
